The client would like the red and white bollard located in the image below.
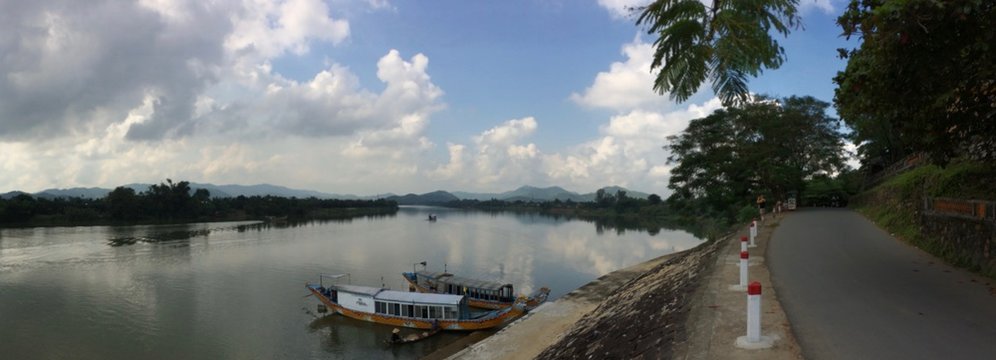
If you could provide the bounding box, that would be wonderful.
[746,281,761,343]
[736,281,774,348]
[749,220,757,247]
[740,236,748,252]
[739,251,749,287]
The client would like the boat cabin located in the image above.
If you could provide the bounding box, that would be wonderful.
[332,284,470,320]
[406,271,516,304]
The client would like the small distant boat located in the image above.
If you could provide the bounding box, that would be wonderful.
[306,274,525,331]
[427,214,438,221]
[402,270,550,310]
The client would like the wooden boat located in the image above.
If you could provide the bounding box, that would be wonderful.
[402,270,550,310]
[306,274,525,331]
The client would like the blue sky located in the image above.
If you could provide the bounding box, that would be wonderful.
[0,0,854,196]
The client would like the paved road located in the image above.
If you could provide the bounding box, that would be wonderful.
[769,209,996,360]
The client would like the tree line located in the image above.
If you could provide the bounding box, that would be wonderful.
[0,179,397,225]
[634,0,992,226]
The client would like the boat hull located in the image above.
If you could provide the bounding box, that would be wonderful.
[307,286,521,331]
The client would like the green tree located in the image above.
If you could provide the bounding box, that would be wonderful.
[834,0,995,166]
[636,0,801,105]
[1,194,37,223]
[106,186,139,221]
[666,95,847,222]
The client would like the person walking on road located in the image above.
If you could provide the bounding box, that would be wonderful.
[756,195,767,221]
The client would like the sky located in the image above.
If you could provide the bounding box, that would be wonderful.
[0,0,855,196]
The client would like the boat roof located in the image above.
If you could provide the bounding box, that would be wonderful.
[416,270,511,291]
[333,284,464,305]
[377,289,463,306]
[334,284,383,297]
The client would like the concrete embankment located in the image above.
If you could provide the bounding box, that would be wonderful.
[438,215,802,360]
[441,235,721,359]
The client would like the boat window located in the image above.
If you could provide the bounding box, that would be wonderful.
[390,303,400,316]
[404,304,413,317]
[429,306,439,319]
[416,305,427,318]
[444,306,458,319]
[375,301,386,314]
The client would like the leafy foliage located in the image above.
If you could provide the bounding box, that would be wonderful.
[0,180,397,225]
[834,0,996,166]
[666,96,847,223]
[636,0,800,105]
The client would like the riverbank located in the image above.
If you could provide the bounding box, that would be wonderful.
[0,206,398,228]
[437,215,801,359]
[436,233,721,359]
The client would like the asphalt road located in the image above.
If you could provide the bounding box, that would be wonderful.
[768,208,996,360]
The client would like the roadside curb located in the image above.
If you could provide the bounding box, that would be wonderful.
[673,215,804,359]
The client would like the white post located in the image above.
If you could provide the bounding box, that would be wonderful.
[749,220,757,247]
[740,235,748,252]
[747,281,762,343]
[739,251,749,287]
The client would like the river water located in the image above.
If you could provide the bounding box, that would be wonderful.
[0,206,701,359]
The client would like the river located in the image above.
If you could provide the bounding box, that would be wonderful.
[0,206,702,359]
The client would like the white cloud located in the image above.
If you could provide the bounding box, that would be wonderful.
[0,0,448,194]
[596,0,651,19]
[474,117,537,146]
[365,0,392,10]
[425,96,721,195]
[570,39,665,111]
[430,117,544,190]
[799,0,836,14]
[0,1,731,197]
[225,0,350,59]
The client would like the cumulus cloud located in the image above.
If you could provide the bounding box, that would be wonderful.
[422,34,725,195]
[225,0,349,59]
[0,0,235,141]
[596,0,651,19]
[243,50,442,138]
[799,0,836,14]
[544,98,721,191]
[570,39,662,111]
[0,0,445,193]
[430,117,545,189]
[0,0,356,142]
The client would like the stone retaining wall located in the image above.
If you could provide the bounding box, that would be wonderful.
[921,198,996,277]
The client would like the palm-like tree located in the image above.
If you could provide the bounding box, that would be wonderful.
[636,0,800,106]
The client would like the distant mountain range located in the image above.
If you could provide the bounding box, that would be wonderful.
[2,183,653,204]
[394,185,652,205]
[2,183,373,201]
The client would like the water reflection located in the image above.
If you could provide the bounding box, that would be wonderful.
[0,207,702,359]
[107,213,397,247]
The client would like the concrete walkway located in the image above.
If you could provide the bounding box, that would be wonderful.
[769,209,996,360]
[673,215,803,359]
